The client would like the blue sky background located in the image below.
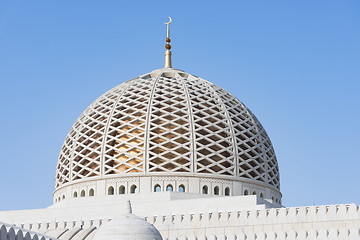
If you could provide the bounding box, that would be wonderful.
[0,1,359,211]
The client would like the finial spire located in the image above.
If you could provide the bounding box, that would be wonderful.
[164,17,172,68]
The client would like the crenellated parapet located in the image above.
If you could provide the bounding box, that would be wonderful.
[4,203,360,240]
[0,222,57,240]
[145,203,360,227]
[145,203,360,239]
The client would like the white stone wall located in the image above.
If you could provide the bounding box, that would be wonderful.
[1,193,359,239]
[0,222,56,240]
[1,203,360,239]
[146,204,360,239]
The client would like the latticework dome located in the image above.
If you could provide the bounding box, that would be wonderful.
[54,68,281,202]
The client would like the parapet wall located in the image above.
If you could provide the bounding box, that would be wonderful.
[0,222,56,240]
[146,203,360,239]
[5,204,360,240]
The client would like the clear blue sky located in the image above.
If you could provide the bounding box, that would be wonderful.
[0,1,359,211]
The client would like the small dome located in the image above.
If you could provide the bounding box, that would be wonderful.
[54,68,280,201]
[93,214,162,240]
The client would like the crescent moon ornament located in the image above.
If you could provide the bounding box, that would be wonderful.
[165,17,172,38]
[165,17,172,25]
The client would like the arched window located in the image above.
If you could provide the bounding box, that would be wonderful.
[260,193,264,198]
[73,191,78,198]
[119,185,125,194]
[58,197,61,202]
[252,191,257,196]
[178,185,185,192]
[81,190,86,197]
[225,187,230,196]
[166,184,173,192]
[244,190,248,195]
[130,185,137,194]
[89,189,94,197]
[202,185,208,194]
[154,184,161,192]
[108,186,115,195]
[214,186,219,195]
[62,195,65,199]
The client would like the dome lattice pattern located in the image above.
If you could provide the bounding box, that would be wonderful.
[56,69,280,190]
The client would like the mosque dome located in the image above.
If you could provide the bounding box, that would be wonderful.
[54,67,281,203]
[93,213,162,240]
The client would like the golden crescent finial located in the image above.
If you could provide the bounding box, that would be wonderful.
[165,17,172,25]
[164,17,172,68]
